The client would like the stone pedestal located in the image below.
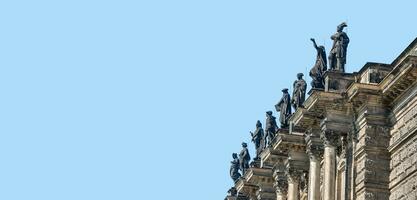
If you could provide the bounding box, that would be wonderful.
[323,71,355,93]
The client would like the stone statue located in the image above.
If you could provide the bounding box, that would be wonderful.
[329,22,349,72]
[250,120,264,159]
[275,88,292,128]
[265,111,278,147]
[292,73,307,110]
[239,142,250,175]
[230,153,241,182]
[309,38,327,89]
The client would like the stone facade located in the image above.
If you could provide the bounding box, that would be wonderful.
[225,38,417,200]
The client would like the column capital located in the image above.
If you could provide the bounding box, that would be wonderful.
[273,165,288,196]
[338,134,348,158]
[320,130,340,147]
[285,167,303,184]
[305,131,324,161]
[273,174,288,196]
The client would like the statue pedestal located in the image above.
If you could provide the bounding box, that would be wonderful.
[307,88,324,95]
[323,70,355,93]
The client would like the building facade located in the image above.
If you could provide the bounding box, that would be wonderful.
[225,38,417,200]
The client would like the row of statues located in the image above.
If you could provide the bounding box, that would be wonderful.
[229,22,350,183]
[230,87,302,182]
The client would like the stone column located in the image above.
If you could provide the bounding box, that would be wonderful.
[306,132,323,200]
[286,171,301,200]
[321,131,338,200]
[308,152,321,200]
[274,179,288,200]
[273,166,288,200]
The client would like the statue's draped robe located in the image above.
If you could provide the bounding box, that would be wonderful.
[330,31,349,70]
[292,79,307,109]
[275,93,292,127]
[230,158,241,182]
[252,127,264,157]
[239,147,250,172]
[265,115,278,145]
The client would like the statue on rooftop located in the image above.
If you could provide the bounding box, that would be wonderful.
[239,142,250,175]
[292,73,307,110]
[230,153,241,183]
[275,88,292,128]
[265,111,278,147]
[250,120,264,159]
[329,22,349,72]
[309,38,327,89]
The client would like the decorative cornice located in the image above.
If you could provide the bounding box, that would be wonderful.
[381,55,417,104]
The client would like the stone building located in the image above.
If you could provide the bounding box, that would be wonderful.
[225,37,417,200]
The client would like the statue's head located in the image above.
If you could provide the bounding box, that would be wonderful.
[266,111,273,116]
[282,88,289,93]
[256,120,262,128]
[242,142,248,147]
[297,73,304,79]
[319,45,325,52]
[337,22,347,32]
[232,153,238,159]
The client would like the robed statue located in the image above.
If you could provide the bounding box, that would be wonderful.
[250,120,264,159]
[329,22,349,72]
[265,111,278,147]
[230,153,241,183]
[292,73,307,110]
[275,88,292,128]
[239,142,250,175]
[309,38,327,89]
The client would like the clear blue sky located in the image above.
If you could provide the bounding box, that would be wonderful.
[0,1,416,200]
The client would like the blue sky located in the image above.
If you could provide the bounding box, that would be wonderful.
[0,1,416,200]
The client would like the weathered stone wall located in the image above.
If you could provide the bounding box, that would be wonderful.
[389,84,417,200]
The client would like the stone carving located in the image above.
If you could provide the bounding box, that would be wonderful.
[309,38,327,89]
[321,130,340,147]
[286,169,302,184]
[239,142,251,175]
[230,153,241,182]
[329,22,349,72]
[265,111,278,147]
[292,73,307,110]
[250,120,264,159]
[306,143,324,161]
[274,177,288,196]
[369,70,383,83]
[275,88,292,128]
[339,135,348,158]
